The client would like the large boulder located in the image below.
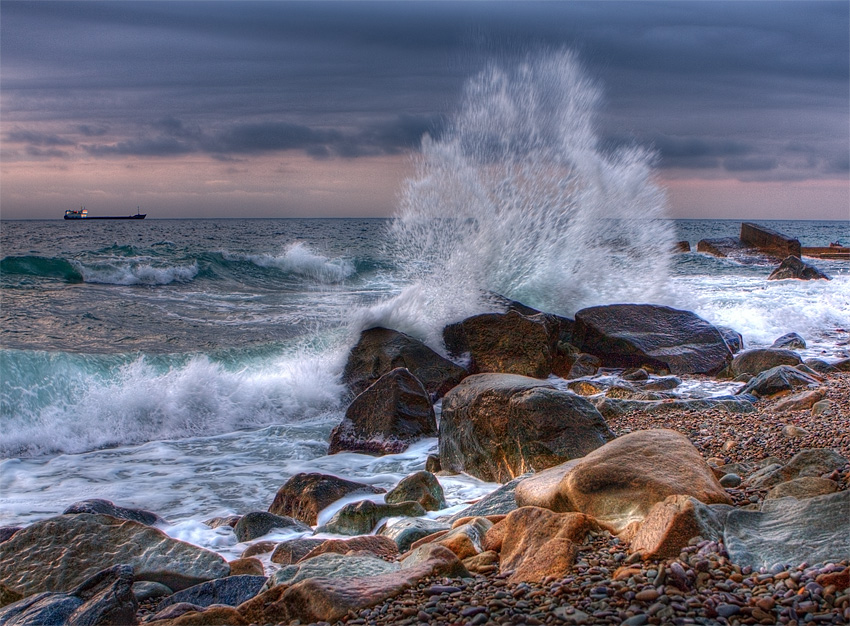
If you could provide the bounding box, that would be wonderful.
[342,327,467,399]
[572,304,732,375]
[627,495,724,559]
[737,365,821,398]
[439,374,614,483]
[0,565,137,626]
[265,553,399,589]
[384,471,446,511]
[156,576,267,611]
[767,255,830,281]
[514,429,732,533]
[771,332,806,350]
[442,310,555,378]
[0,514,229,597]
[268,473,385,526]
[446,473,530,524]
[315,500,426,536]
[233,512,310,542]
[724,491,849,569]
[731,348,802,377]
[329,367,437,455]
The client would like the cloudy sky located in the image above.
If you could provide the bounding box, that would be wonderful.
[1,1,848,220]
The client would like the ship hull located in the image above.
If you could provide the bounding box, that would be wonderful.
[65,215,146,220]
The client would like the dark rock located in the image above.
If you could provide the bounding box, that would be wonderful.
[131,581,172,602]
[156,576,267,610]
[227,558,264,577]
[740,222,801,259]
[771,332,806,350]
[144,602,206,623]
[804,358,837,374]
[443,310,554,378]
[717,326,744,354]
[268,473,385,526]
[270,538,325,565]
[342,327,467,399]
[265,553,399,589]
[63,499,164,526]
[622,367,649,381]
[315,500,426,536]
[0,565,137,626]
[731,348,802,377]
[385,471,446,511]
[564,353,601,379]
[696,237,751,258]
[746,448,848,490]
[725,490,850,569]
[0,529,20,546]
[446,473,531,524]
[737,365,820,398]
[233,512,311,543]
[439,374,613,483]
[203,515,240,529]
[240,541,277,558]
[768,255,830,280]
[329,367,437,455]
[639,376,682,391]
[675,240,691,253]
[572,304,732,375]
[596,396,755,418]
[834,358,850,372]
[425,454,441,473]
[378,518,451,552]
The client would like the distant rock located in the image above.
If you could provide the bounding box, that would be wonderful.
[675,240,691,253]
[767,255,830,280]
[596,396,754,418]
[269,473,385,526]
[343,327,467,399]
[572,304,732,375]
[329,367,437,455]
[745,448,848,490]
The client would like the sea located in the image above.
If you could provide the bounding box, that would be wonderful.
[1,52,848,560]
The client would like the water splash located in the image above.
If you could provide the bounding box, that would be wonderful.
[382,51,675,345]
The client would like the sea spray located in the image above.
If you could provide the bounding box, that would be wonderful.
[375,50,675,346]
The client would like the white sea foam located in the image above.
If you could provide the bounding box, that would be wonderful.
[227,242,355,283]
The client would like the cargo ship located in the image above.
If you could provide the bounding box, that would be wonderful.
[64,208,146,220]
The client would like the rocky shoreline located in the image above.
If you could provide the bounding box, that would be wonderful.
[1,300,848,626]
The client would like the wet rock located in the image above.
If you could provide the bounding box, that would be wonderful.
[628,495,724,559]
[63,499,165,526]
[443,310,555,378]
[378,518,450,553]
[446,473,530,524]
[746,448,848,489]
[765,476,839,501]
[439,373,613,483]
[724,490,850,569]
[300,536,399,562]
[268,472,385,526]
[385,471,446,511]
[232,511,310,542]
[265,552,399,589]
[240,541,276,559]
[343,327,467,399]
[596,396,754,418]
[203,515,240,530]
[329,367,437,455]
[269,538,324,565]
[572,304,732,375]
[0,514,229,597]
[227,558,264,576]
[566,353,601,379]
[157,576,267,610]
[737,364,820,398]
[640,376,682,391]
[771,332,807,350]
[427,517,492,560]
[0,565,137,626]
[804,358,837,374]
[767,255,830,280]
[132,580,172,602]
[514,429,732,533]
[0,529,20,546]
[717,326,744,354]
[315,500,426,536]
[731,348,802,377]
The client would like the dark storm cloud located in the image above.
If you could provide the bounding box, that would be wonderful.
[0,1,846,178]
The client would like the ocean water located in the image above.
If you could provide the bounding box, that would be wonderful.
[2,51,848,558]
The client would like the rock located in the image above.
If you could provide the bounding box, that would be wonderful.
[675,240,691,253]
[628,495,724,559]
[385,471,446,511]
[462,550,499,574]
[771,332,806,350]
[640,376,682,391]
[446,473,530,523]
[719,474,742,488]
[315,500,426,536]
[514,429,732,533]
[427,517,492,560]
[343,327,467,399]
[781,424,810,438]
[300,536,399,562]
[0,565,137,626]
[835,357,850,371]
[265,552,399,589]
[268,473,385,526]
[737,365,821,398]
[0,514,229,597]
[0,529,20,546]
[425,454,441,473]
[746,448,848,489]
[731,348,802,377]
[567,379,606,396]
[565,353,601,379]
[740,222,802,258]
[442,310,555,378]
[132,580,173,602]
[572,304,732,375]
[240,541,276,558]
[157,576,267,611]
[63,498,165,526]
[765,477,839,501]
[146,604,246,625]
[804,358,837,374]
[227,558,264,577]
[232,512,310,543]
[378,518,450,553]
[269,538,325,565]
[439,374,613,483]
[767,255,830,280]
[773,388,826,412]
[717,326,744,354]
[622,367,649,381]
[240,544,465,625]
[696,237,752,258]
[492,507,598,583]
[811,399,834,416]
[724,490,850,569]
[596,396,755,418]
[329,367,437,455]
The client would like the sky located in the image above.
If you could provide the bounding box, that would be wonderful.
[1,1,848,220]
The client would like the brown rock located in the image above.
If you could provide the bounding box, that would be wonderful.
[227,558,264,576]
[268,473,384,525]
[731,348,802,377]
[432,517,492,560]
[240,541,276,559]
[514,429,731,532]
[765,476,839,501]
[329,367,437,455]
[816,567,849,591]
[385,470,446,511]
[147,606,247,626]
[496,507,598,583]
[300,536,399,562]
[269,538,325,565]
[462,550,499,574]
[628,495,723,559]
[773,389,826,412]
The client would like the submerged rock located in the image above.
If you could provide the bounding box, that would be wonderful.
[268,473,385,526]
[233,512,310,542]
[767,255,830,280]
[315,500,426,536]
[771,332,806,350]
[378,518,450,553]
[63,498,165,526]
